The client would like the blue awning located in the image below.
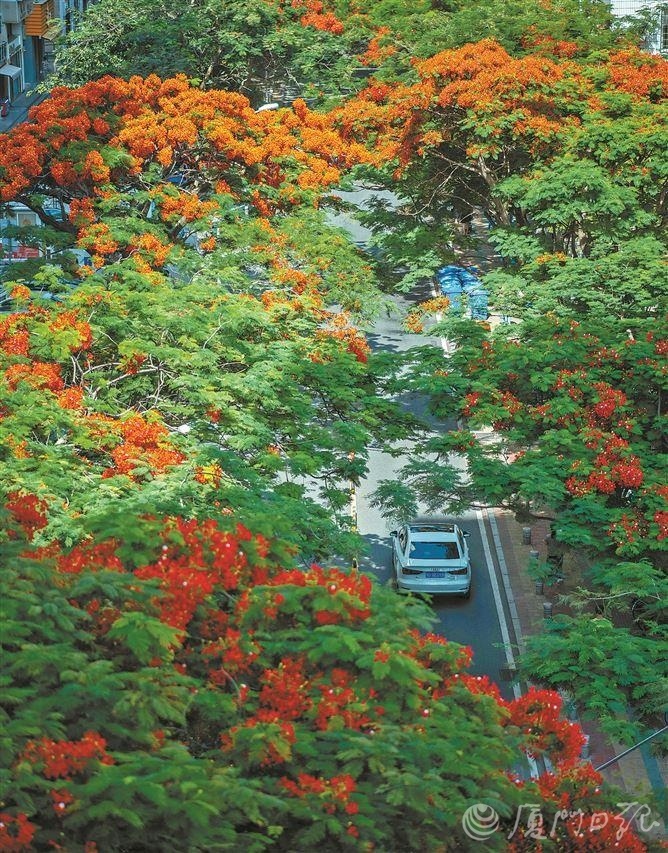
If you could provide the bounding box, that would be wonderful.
[0,64,22,80]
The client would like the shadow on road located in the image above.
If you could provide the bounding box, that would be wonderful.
[358,533,393,586]
[366,331,408,354]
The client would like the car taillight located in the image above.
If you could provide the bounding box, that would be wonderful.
[402,567,423,575]
[448,567,468,575]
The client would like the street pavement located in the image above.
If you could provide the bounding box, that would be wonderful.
[355,287,520,702]
[327,192,522,701]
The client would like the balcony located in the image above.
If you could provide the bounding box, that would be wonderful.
[24,0,55,36]
[0,0,35,23]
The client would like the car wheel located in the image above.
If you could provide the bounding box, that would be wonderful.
[462,587,471,600]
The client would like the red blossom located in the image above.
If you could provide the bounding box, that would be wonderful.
[6,492,49,537]
[51,788,75,816]
[22,731,113,780]
[280,772,358,815]
[461,392,481,417]
[258,657,312,720]
[135,518,247,630]
[654,511,668,541]
[0,813,36,852]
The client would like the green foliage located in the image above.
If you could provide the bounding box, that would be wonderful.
[48,0,623,109]
[523,615,668,742]
[375,308,667,729]
[49,0,365,104]
[2,5,666,845]
[485,235,668,320]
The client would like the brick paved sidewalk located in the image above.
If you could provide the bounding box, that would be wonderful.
[493,508,667,834]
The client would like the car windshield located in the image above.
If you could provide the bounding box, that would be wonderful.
[410,540,460,560]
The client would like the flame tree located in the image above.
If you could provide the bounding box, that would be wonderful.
[0,74,655,850]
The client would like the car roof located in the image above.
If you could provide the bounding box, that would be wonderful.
[408,522,457,533]
[408,525,459,542]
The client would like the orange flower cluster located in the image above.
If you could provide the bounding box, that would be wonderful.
[194,462,224,487]
[129,233,173,268]
[68,197,96,228]
[83,150,110,183]
[0,72,370,219]
[0,314,30,357]
[405,295,451,334]
[289,0,345,34]
[198,236,217,253]
[300,10,344,35]
[607,48,668,98]
[521,30,580,58]
[101,413,185,479]
[77,222,119,256]
[5,361,64,392]
[359,27,397,66]
[155,189,218,223]
[317,313,371,363]
[48,310,93,352]
[56,386,85,409]
[333,38,667,170]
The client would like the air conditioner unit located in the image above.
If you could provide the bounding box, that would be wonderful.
[0,0,35,23]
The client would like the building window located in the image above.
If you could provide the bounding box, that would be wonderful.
[661,10,668,50]
[14,211,39,228]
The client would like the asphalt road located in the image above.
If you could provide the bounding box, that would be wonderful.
[353,278,517,702]
[327,189,518,701]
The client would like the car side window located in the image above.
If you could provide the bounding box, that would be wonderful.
[398,528,407,550]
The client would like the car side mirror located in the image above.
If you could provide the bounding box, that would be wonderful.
[463,531,471,538]
[390,530,398,537]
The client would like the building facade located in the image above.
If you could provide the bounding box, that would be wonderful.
[1,0,90,108]
[0,1,92,270]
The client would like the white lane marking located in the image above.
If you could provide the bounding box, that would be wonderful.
[350,481,358,532]
[430,273,539,777]
[476,508,520,697]
[487,509,525,652]
[476,508,539,779]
